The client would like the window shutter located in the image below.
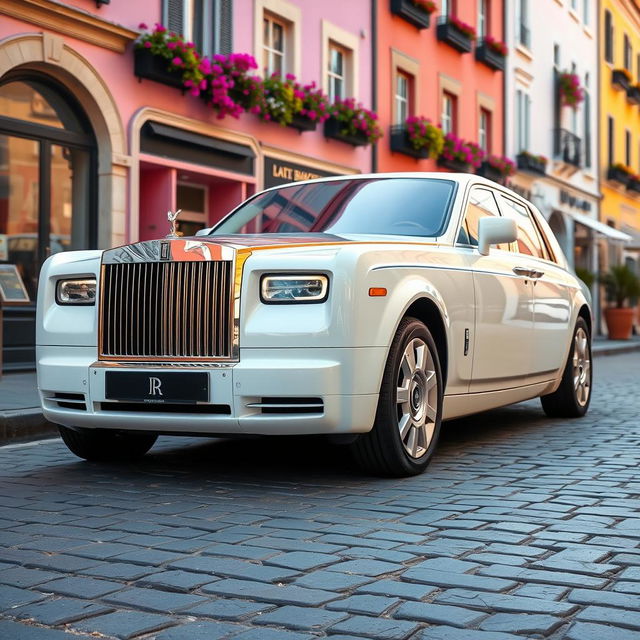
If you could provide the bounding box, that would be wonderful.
[218,0,233,55]
[165,0,184,36]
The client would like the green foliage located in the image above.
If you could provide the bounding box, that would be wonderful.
[575,267,595,290]
[602,265,640,308]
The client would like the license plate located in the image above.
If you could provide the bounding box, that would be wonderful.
[105,371,209,404]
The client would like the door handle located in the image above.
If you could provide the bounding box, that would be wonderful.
[512,266,532,277]
[529,269,545,279]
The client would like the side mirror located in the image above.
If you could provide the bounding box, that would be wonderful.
[195,227,213,237]
[478,217,517,256]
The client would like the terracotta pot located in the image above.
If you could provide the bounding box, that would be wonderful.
[604,307,635,340]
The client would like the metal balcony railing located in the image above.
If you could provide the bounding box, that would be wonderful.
[553,128,582,168]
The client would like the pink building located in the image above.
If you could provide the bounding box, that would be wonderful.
[0,0,373,368]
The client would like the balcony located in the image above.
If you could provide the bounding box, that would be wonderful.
[436,18,473,53]
[612,69,631,92]
[516,152,547,176]
[475,41,506,72]
[627,85,640,106]
[553,129,581,169]
[390,0,433,29]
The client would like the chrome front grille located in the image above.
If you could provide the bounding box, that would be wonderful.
[100,261,233,360]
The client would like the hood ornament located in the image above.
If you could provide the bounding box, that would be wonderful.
[166,209,182,238]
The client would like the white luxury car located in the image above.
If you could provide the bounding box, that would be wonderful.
[37,173,592,476]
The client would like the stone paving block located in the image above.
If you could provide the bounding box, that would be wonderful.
[0,620,94,639]
[0,566,62,588]
[577,605,640,630]
[394,601,487,628]
[200,577,339,605]
[66,542,141,560]
[402,510,458,525]
[477,563,609,588]
[315,534,400,550]
[397,539,484,557]
[568,588,640,609]
[264,551,341,571]
[202,542,283,560]
[466,553,527,567]
[102,586,209,613]
[254,604,348,630]
[531,557,618,576]
[185,598,275,620]
[325,559,402,576]
[112,548,187,566]
[484,543,547,558]
[71,610,177,639]
[366,530,424,544]
[339,546,415,564]
[438,529,529,544]
[512,583,568,600]
[24,554,100,573]
[170,555,299,583]
[565,621,640,640]
[415,625,528,640]
[479,613,563,635]
[10,596,110,625]
[37,576,124,599]
[613,581,640,594]
[356,578,437,601]
[154,620,248,640]
[230,628,316,640]
[329,614,420,640]
[294,569,374,591]
[402,566,516,592]
[80,562,158,581]
[435,588,578,615]
[620,567,640,581]
[613,554,640,566]
[326,594,400,615]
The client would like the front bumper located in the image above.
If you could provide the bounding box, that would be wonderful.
[37,346,384,435]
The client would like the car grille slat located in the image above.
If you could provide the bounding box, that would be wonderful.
[100,261,233,360]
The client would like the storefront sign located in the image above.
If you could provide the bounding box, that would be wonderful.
[0,264,30,303]
[560,190,592,212]
[264,157,336,189]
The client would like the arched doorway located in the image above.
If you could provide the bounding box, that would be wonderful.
[0,74,97,369]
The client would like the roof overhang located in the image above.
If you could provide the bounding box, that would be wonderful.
[571,212,632,243]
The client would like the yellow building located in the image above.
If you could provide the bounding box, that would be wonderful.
[600,0,640,270]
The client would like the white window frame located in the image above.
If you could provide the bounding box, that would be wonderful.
[516,0,530,48]
[478,0,488,40]
[321,21,359,100]
[442,93,454,135]
[327,42,347,102]
[263,14,286,76]
[395,71,410,125]
[479,108,490,153]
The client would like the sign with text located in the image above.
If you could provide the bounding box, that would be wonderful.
[263,157,337,189]
[0,264,30,304]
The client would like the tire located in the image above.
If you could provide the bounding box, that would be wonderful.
[351,317,443,477]
[58,426,157,462]
[540,317,592,418]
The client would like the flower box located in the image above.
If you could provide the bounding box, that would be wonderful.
[134,48,185,89]
[390,0,433,29]
[324,117,370,147]
[475,41,505,71]
[516,152,547,176]
[436,20,473,53]
[627,85,640,106]
[437,156,471,173]
[390,126,429,159]
[627,178,640,194]
[287,113,318,132]
[476,161,505,183]
[608,166,631,185]
[612,69,631,92]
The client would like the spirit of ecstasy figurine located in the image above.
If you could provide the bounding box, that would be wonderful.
[166,209,182,238]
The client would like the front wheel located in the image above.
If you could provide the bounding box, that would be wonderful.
[540,317,592,418]
[58,426,158,462]
[351,317,443,477]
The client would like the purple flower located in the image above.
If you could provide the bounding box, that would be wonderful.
[143,41,152,48]
[172,57,183,66]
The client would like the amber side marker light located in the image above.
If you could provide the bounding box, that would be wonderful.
[369,287,388,297]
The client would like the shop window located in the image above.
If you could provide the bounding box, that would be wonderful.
[395,71,413,126]
[176,182,208,236]
[479,108,491,154]
[604,10,614,64]
[441,92,456,135]
[263,14,287,76]
[163,0,232,56]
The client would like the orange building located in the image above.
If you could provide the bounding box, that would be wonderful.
[375,0,506,174]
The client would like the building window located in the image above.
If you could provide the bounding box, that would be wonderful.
[263,14,286,75]
[553,44,560,68]
[477,0,488,40]
[327,42,347,102]
[164,0,232,56]
[626,130,632,168]
[624,34,633,71]
[516,89,531,152]
[608,116,614,166]
[441,92,456,135]
[570,0,577,11]
[583,0,589,25]
[604,10,614,64]
[395,71,412,125]
[584,75,591,169]
[479,108,491,153]
[441,0,454,17]
[516,0,530,48]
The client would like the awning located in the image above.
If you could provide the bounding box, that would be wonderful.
[621,225,640,250]
[571,211,632,243]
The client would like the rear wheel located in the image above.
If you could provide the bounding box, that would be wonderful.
[351,317,443,477]
[58,426,157,462]
[540,317,592,418]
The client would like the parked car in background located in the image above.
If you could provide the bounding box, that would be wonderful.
[37,174,592,476]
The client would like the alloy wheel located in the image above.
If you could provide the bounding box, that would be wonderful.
[573,327,591,407]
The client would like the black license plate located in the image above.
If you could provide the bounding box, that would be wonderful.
[105,371,209,404]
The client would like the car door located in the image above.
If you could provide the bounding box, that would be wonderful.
[497,195,573,383]
[458,186,535,393]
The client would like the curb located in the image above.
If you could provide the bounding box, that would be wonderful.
[592,343,640,357]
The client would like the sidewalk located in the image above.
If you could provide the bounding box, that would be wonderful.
[2,336,639,445]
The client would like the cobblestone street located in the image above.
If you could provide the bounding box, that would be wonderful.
[0,352,639,640]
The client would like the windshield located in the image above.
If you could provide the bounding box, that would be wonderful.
[211,178,456,237]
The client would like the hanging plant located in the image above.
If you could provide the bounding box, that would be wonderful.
[448,16,477,40]
[412,0,437,13]
[484,34,508,57]
[328,98,383,144]
[484,154,516,178]
[405,116,444,158]
[558,72,584,108]
[440,133,485,168]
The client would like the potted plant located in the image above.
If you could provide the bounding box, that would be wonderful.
[558,71,584,109]
[325,98,383,146]
[436,15,476,53]
[612,68,632,92]
[437,133,484,172]
[475,35,508,71]
[390,116,444,159]
[390,0,436,29]
[603,265,640,339]
[607,163,632,186]
[476,154,516,183]
[516,151,548,175]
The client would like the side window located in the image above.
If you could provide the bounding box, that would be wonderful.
[498,196,546,259]
[458,188,509,250]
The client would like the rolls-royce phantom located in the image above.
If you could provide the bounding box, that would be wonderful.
[37,173,592,476]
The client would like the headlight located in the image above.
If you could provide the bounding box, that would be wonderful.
[260,274,329,304]
[56,278,96,305]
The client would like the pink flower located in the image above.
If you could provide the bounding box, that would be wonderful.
[138,22,148,30]
[167,41,177,50]
[172,57,183,66]
[143,41,152,48]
